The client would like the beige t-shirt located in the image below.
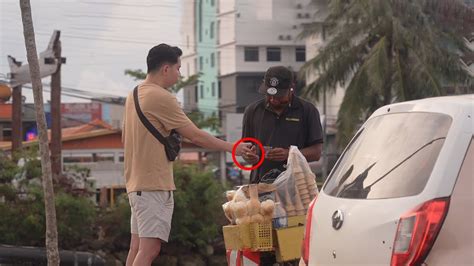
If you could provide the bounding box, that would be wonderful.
[122,82,192,192]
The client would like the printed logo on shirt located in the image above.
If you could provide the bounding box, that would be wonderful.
[286,117,300,122]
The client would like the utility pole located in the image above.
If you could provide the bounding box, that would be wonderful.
[8,31,63,158]
[50,32,62,181]
[12,83,23,154]
[19,0,59,264]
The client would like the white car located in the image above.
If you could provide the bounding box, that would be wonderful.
[301,95,474,265]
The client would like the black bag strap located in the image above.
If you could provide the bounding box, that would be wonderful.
[133,86,171,149]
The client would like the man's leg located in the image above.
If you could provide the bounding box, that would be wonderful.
[132,237,162,266]
[127,194,140,266]
[130,190,173,265]
[125,233,139,266]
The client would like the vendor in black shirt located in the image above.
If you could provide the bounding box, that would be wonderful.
[242,66,323,183]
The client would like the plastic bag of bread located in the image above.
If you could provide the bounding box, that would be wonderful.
[272,146,319,216]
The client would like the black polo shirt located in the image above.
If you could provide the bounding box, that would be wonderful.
[242,96,323,183]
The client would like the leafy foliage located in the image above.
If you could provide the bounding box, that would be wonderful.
[96,194,131,251]
[301,0,474,147]
[170,163,225,250]
[0,153,97,249]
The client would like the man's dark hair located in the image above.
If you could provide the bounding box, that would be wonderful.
[146,43,183,74]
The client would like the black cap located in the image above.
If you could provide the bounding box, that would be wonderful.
[258,66,294,97]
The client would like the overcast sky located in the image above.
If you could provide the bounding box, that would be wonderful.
[0,0,183,103]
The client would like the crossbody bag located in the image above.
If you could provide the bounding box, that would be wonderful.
[133,86,182,161]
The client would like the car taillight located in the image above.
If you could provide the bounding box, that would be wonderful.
[391,197,450,266]
[302,196,317,265]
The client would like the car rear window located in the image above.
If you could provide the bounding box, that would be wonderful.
[324,112,452,199]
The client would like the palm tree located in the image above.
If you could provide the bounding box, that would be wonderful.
[301,0,474,147]
[19,1,59,265]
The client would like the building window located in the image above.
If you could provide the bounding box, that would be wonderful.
[218,81,222,98]
[244,47,259,62]
[296,47,306,62]
[200,85,204,99]
[199,56,203,70]
[217,20,220,45]
[210,22,214,39]
[63,154,93,164]
[210,53,215,67]
[195,86,198,103]
[211,0,215,6]
[93,153,115,162]
[267,47,281,61]
[118,152,124,162]
[198,0,203,42]
[212,82,216,97]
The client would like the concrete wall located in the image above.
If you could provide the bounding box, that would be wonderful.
[219,74,237,112]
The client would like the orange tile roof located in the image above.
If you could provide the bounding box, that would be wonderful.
[57,119,113,138]
[1,119,118,151]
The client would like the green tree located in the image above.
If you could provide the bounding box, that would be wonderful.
[0,152,19,184]
[301,0,474,147]
[0,152,97,250]
[125,69,221,131]
[96,195,131,254]
[170,163,225,250]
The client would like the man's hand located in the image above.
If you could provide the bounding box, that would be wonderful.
[242,145,259,164]
[235,142,253,156]
[266,147,289,161]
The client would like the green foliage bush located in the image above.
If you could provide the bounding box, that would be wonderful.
[0,186,97,249]
[169,163,225,251]
[0,152,226,257]
[0,153,97,249]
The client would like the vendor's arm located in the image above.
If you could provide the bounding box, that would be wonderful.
[301,143,322,162]
[302,102,324,162]
[266,143,321,162]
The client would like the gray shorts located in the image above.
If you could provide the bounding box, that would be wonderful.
[128,190,174,242]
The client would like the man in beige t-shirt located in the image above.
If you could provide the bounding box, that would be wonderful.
[123,43,251,266]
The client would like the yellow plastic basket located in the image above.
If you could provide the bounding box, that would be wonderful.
[250,222,273,252]
[223,224,252,250]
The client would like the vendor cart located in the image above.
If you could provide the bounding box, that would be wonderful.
[223,146,317,266]
[223,215,306,265]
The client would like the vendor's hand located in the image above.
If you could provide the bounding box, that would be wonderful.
[235,142,252,156]
[266,147,289,161]
[242,145,259,164]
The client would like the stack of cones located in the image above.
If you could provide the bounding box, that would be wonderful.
[283,188,296,216]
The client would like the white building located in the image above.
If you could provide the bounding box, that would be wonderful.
[181,0,316,122]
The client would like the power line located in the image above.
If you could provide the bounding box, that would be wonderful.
[21,84,244,113]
